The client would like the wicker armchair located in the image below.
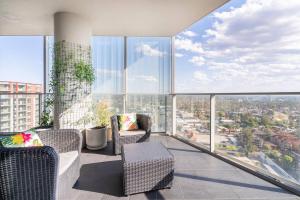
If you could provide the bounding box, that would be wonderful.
[0,129,82,200]
[111,114,151,155]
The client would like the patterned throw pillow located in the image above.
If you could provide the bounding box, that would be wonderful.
[0,129,43,148]
[118,113,138,131]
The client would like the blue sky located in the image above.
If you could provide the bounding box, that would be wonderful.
[175,0,245,92]
[1,0,300,93]
[175,0,300,92]
[0,36,43,84]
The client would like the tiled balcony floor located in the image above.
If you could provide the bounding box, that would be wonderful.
[70,135,300,200]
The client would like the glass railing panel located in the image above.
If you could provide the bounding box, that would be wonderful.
[126,94,168,132]
[0,93,53,132]
[176,95,210,149]
[165,95,173,134]
[215,95,300,185]
[93,93,124,115]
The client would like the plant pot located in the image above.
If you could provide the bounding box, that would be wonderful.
[86,127,107,150]
[81,129,87,149]
[107,127,112,142]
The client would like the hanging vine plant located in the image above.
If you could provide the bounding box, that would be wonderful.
[51,40,95,97]
[51,41,68,95]
[74,60,95,84]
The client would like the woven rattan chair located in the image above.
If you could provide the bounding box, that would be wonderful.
[0,129,82,200]
[111,114,151,155]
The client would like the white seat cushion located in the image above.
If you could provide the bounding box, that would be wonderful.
[58,151,78,176]
[119,129,146,136]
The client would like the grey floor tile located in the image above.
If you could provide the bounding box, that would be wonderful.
[74,190,104,200]
[156,182,184,200]
[74,135,299,200]
[129,191,157,200]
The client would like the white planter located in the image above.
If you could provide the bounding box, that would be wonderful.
[86,127,107,150]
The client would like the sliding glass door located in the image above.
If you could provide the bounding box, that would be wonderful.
[92,36,125,114]
[126,37,171,132]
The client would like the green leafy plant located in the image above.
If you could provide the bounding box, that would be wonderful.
[39,95,54,127]
[94,101,112,128]
[74,60,95,84]
[51,41,68,95]
[51,41,94,96]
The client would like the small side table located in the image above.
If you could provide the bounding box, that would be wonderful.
[122,142,174,195]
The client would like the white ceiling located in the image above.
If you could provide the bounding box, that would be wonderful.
[0,0,229,36]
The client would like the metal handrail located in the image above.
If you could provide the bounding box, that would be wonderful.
[0,92,51,95]
[4,92,300,95]
[172,92,300,95]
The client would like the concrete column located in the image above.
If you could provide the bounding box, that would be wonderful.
[53,12,93,129]
[54,12,91,45]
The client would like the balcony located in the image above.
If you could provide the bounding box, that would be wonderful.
[2,93,300,199]
[0,116,9,122]
[1,0,300,199]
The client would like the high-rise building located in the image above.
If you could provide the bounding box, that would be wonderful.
[0,81,42,132]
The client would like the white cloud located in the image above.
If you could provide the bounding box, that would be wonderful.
[177,0,300,92]
[96,68,121,75]
[193,71,210,82]
[136,44,165,57]
[182,30,198,37]
[129,75,158,82]
[189,56,205,66]
[175,53,184,58]
[175,37,204,54]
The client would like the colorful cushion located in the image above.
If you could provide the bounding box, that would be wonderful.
[118,113,139,131]
[0,130,43,148]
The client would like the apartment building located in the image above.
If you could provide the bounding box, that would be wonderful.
[0,81,42,132]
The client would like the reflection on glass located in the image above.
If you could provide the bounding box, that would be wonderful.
[93,36,124,94]
[127,37,171,94]
[92,37,125,116]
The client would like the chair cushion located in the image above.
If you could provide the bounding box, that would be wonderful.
[119,129,146,136]
[59,151,78,176]
[118,113,138,131]
[0,129,43,148]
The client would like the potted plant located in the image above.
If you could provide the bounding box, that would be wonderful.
[35,95,54,132]
[85,101,112,150]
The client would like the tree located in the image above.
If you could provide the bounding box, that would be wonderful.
[241,128,254,157]
[226,145,237,151]
[261,115,272,128]
[263,144,272,151]
[218,111,225,119]
[281,155,294,169]
[241,113,258,128]
[268,150,280,160]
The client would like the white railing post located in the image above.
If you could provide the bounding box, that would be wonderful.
[171,36,176,135]
[210,94,216,152]
[43,36,48,94]
[123,36,127,114]
[172,94,176,135]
